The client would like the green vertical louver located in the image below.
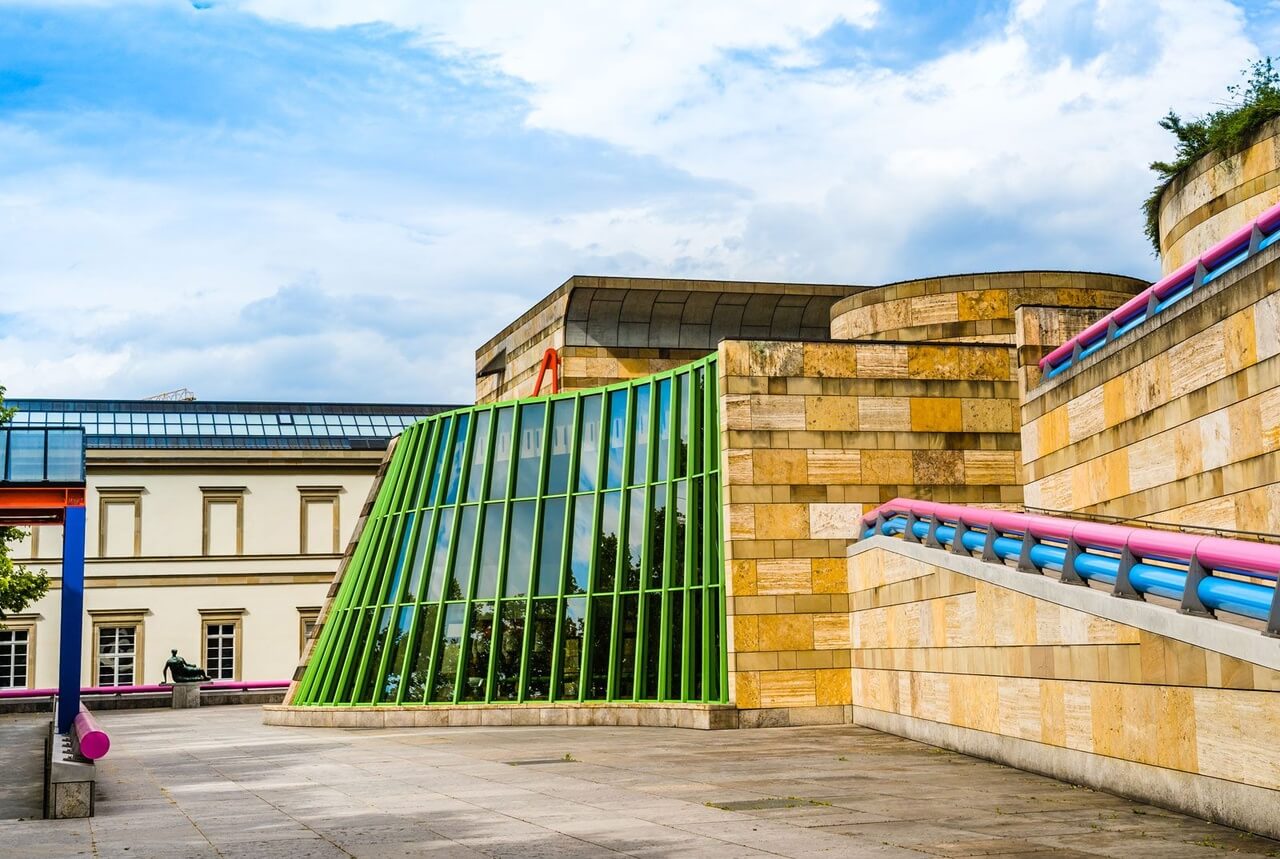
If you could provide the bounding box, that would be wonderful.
[294,355,726,706]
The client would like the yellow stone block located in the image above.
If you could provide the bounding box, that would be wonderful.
[735,671,761,709]
[726,504,756,540]
[730,559,757,597]
[962,398,1014,433]
[754,503,810,539]
[756,559,812,595]
[758,669,817,708]
[746,341,805,377]
[813,613,852,650]
[855,344,909,378]
[805,396,860,431]
[802,343,858,378]
[960,348,1010,381]
[1223,308,1259,375]
[816,668,853,706]
[907,345,962,379]
[859,397,911,431]
[862,450,913,484]
[733,615,760,652]
[807,449,861,484]
[910,398,963,432]
[957,289,1010,322]
[753,449,807,485]
[811,558,847,594]
[758,614,814,651]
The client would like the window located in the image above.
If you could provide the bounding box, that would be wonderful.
[298,607,321,654]
[97,487,142,558]
[0,626,32,689]
[95,625,138,686]
[202,487,245,556]
[299,486,342,555]
[200,611,242,681]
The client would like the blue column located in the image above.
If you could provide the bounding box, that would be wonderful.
[56,505,87,735]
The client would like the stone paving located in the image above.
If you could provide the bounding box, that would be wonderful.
[2,705,1278,858]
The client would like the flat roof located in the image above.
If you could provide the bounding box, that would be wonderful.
[5,398,459,451]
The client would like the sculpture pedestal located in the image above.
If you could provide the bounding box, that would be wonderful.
[171,682,202,709]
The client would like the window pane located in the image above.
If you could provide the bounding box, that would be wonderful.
[431,604,465,702]
[667,593,684,700]
[586,596,613,700]
[557,598,586,699]
[442,414,470,505]
[575,394,602,492]
[630,384,651,485]
[423,416,452,507]
[464,411,491,502]
[623,487,644,590]
[675,373,690,477]
[595,491,621,592]
[692,367,705,473]
[461,602,494,701]
[514,403,545,497]
[46,430,83,481]
[536,497,566,596]
[566,495,593,595]
[690,589,704,700]
[503,500,536,598]
[403,512,433,602]
[545,399,574,495]
[383,512,417,604]
[642,593,662,699]
[523,601,556,701]
[614,594,638,699]
[493,600,525,701]
[8,432,44,481]
[358,607,394,702]
[426,508,457,601]
[692,476,704,585]
[378,606,416,703]
[472,503,503,600]
[402,604,439,703]
[672,481,688,587]
[488,408,515,499]
[648,485,666,589]
[604,390,627,489]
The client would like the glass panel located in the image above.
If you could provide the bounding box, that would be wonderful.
[630,384,651,485]
[692,367,705,473]
[623,487,644,590]
[424,416,452,508]
[614,594,638,699]
[487,407,515,499]
[426,508,457,601]
[378,606,416,703]
[648,486,666,589]
[604,389,627,489]
[45,431,83,481]
[642,593,662,699]
[336,611,373,702]
[586,596,613,700]
[545,399,574,495]
[461,602,494,701]
[667,593,684,700]
[7,432,44,482]
[383,512,416,604]
[675,373,690,477]
[566,495,593,595]
[503,500,536,597]
[708,589,722,701]
[595,491,621,592]
[472,504,502,600]
[690,589,704,700]
[557,597,586,699]
[464,411,491,502]
[672,481,688,587]
[493,600,526,701]
[443,414,470,505]
[431,604,465,702]
[575,394,602,492]
[523,600,556,701]
[402,604,439,703]
[706,480,721,585]
[691,476,704,586]
[654,378,671,482]
[403,512,434,602]
[514,403,545,498]
[358,607,394,702]
[536,497,566,596]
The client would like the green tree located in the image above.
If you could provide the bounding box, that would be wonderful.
[1144,57,1280,254]
[0,386,51,621]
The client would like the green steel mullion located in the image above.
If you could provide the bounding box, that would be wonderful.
[335,499,403,703]
[311,514,388,703]
[579,388,611,702]
[657,369,680,701]
[350,506,415,703]
[710,359,729,701]
[515,398,554,703]
[681,368,700,702]
[607,383,636,701]
[548,395,582,702]
[632,376,660,701]
[467,408,505,705]
[700,368,715,701]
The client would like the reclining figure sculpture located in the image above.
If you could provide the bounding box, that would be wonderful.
[162,649,212,684]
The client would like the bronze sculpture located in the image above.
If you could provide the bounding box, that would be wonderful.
[162,649,212,684]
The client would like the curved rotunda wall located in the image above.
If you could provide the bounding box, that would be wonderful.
[294,355,726,709]
[1158,115,1280,275]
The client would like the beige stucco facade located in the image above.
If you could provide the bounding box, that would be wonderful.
[7,447,381,689]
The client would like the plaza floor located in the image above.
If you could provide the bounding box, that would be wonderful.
[1,705,1277,858]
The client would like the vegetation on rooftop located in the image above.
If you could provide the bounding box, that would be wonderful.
[1144,57,1280,255]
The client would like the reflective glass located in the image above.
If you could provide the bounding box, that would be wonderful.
[464,411,491,502]
[442,414,470,505]
[605,389,627,489]
[536,497,566,596]
[630,384,651,485]
[472,504,503,599]
[514,403,545,497]
[493,601,525,700]
[503,500,536,597]
[461,602,494,701]
[431,604,465,702]
[488,408,515,498]
[545,399,574,495]
[566,495,593,594]
[558,597,587,699]
[655,378,671,481]
[576,395,602,492]
[595,491,621,592]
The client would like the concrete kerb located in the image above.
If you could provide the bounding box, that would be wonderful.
[263,702,740,730]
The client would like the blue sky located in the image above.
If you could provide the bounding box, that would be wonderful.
[0,0,1273,403]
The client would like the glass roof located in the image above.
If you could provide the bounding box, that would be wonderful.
[6,399,457,451]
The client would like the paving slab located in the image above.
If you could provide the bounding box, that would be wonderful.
[1,706,1278,858]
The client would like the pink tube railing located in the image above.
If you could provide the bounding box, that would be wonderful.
[0,679,290,700]
[1039,198,1280,373]
[73,704,110,760]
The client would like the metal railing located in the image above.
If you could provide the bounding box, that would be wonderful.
[1039,199,1280,378]
[859,499,1280,637]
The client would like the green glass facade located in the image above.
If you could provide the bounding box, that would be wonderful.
[294,355,726,706]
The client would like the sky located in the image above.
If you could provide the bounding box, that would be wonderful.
[0,0,1276,404]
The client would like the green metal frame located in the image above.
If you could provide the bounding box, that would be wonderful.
[294,354,726,706]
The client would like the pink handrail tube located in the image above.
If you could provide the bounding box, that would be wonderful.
[73,704,110,760]
[1039,198,1280,370]
[0,679,290,701]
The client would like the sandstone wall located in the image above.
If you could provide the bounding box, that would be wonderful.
[1158,115,1280,275]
